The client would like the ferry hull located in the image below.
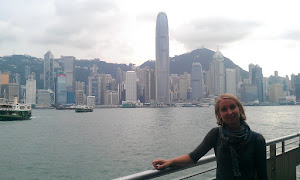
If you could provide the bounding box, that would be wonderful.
[0,111,32,121]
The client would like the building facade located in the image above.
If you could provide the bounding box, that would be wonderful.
[125,71,137,102]
[155,12,170,103]
[226,69,237,96]
[191,62,203,99]
[44,51,55,104]
[26,78,36,105]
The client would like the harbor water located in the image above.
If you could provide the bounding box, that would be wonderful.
[0,106,299,179]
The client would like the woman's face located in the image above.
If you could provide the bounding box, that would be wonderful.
[218,98,241,129]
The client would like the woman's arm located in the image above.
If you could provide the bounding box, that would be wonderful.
[152,154,193,170]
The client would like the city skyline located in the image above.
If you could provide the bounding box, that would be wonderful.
[1,0,300,77]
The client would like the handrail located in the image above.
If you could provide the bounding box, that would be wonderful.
[115,132,300,180]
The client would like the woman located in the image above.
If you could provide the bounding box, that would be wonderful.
[152,93,268,179]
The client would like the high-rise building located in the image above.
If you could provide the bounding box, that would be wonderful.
[44,51,55,104]
[191,62,203,99]
[155,12,170,103]
[226,69,237,96]
[208,50,225,96]
[8,83,19,102]
[251,65,264,102]
[37,89,51,107]
[295,74,300,102]
[62,56,75,104]
[178,75,188,101]
[125,71,137,102]
[87,96,96,107]
[56,74,67,105]
[104,90,119,105]
[26,77,36,105]
[1,71,10,85]
[145,69,156,103]
[269,83,283,102]
[88,75,102,105]
[75,81,85,105]
[25,66,31,80]
[118,83,125,104]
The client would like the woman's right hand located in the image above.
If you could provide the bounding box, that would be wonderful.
[152,158,172,170]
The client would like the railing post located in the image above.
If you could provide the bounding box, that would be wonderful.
[281,141,285,153]
[270,144,276,180]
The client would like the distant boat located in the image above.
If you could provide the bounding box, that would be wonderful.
[122,103,136,108]
[56,104,76,110]
[75,105,93,112]
[0,103,32,121]
[198,103,210,107]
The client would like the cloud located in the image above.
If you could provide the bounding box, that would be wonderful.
[31,0,124,50]
[281,30,300,40]
[0,21,23,43]
[172,18,260,50]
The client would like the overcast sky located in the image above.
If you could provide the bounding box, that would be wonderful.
[1,0,300,77]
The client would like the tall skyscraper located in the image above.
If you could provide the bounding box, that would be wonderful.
[125,71,137,102]
[8,83,19,102]
[295,74,300,102]
[56,74,67,105]
[44,51,55,104]
[145,69,155,103]
[155,12,170,103]
[191,62,203,99]
[226,69,237,95]
[26,77,36,105]
[88,75,102,105]
[62,56,75,104]
[208,50,225,96]
[251,65,264,102]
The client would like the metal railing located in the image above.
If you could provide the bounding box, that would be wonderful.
[115,132,300,180]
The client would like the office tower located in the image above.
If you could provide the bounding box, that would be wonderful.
[284,75,292,91]
[8,83,19,102]
[87,96,96,107]
[104,90,119,105]
[170,74,179,102]
[37,89,51,107]
[208,50,225,96]
[125,71,137,102]
[226,69,237,96]
[274,71,278,77]
[251,65,264,102]
[248,63,255,84]
[145,69,156,103]
[1,71,10,85]
[155,12,170,103]
[62,56,75,104]
[26,77,36,105]
[75,81,85,105]
[241,84,258,103]
[291,74,295,90]
[56,74,67,105]
[25,66,31,80]
[88,75,102,105]
[178,75,188,101]
[191,62,203,99]
[118,83,125,104]
[295,74,300,102]
[44,51,55,104]
[116,68,123,84]
[269,83,283,102]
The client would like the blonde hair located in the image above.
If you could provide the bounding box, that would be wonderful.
[214,93,246,125]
